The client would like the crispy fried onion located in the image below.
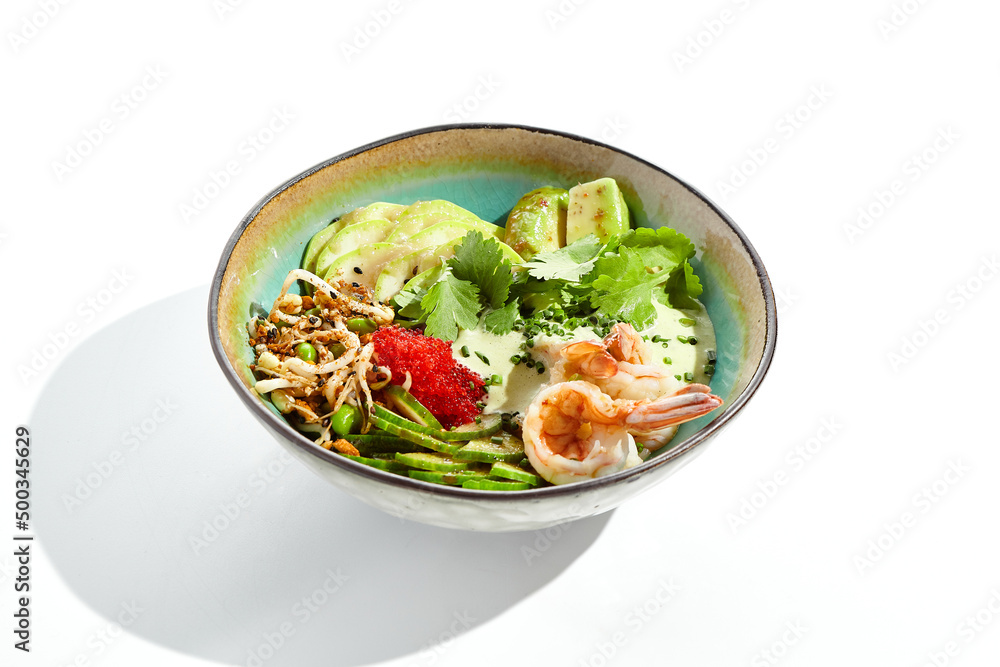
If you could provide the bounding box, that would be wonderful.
[251,269,395,445]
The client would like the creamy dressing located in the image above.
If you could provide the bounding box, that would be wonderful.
[451,300,717,417]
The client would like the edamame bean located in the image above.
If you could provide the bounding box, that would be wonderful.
[346,318,377,334]
[331,404,362,436]
[296,342,318,363]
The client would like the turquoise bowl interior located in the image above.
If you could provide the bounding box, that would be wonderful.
[209,124,776,531]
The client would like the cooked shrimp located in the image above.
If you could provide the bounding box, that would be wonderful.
[603,322,654,365]
[523,380,724,484]
[553,324,678,402]
[523,381,636,485]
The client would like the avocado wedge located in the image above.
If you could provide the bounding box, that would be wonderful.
[566,178,629,244]
[503,186,568,260]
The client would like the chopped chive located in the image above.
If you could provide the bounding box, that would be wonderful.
[483,377,491,387]
[688,336,698,345]
[684,372,694,382]
[536,364,545,374]
[526,338,535,348]
[707,349,717,362]
[674,374,682,381]
[475,351,490,366]
[651,334,662,343]
[475,416,482,424]
[663,356,672,364]
[491,374,502,385]
[468,380,475,391]
[704,365,715,376]
[679,317,696,326]
[460,345,470,358]
[677,335,689,344]
[490,435,504,444]
[525,359,535,368]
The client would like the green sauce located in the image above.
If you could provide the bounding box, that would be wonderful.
[451,300,716,417]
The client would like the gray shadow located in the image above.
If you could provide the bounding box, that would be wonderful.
[32,287,611,666]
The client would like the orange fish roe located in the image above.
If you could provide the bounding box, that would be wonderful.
[372,326,486,429]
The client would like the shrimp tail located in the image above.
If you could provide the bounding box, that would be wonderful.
[625,384,723,430]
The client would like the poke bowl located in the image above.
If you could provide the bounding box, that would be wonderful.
[208,123,776,532]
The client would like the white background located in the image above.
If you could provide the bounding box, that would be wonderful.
[4,0,1000,665]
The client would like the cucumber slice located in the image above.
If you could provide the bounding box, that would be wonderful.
[341,433,421,455]
[342,454,409,473]
[441,414,502,441]
[490,461,542,486]
[371,405,500,442]
[411,467,491,485]
[462,478,532,491]
[408,470,469,486]
[369,414,460,455]
[453,432,524,464]
[394,452,468,472]
[384,385,443,429]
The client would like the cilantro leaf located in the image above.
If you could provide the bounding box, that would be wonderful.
[420,270,481,340]
[662,261,704,310]
[448,231,513,310]
[482,300,519,335]
[522,234,609,282]
[589,247,672,330]
[393,286,428,321]
[619,227,695,271]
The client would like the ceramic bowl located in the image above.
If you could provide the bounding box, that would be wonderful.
[209,123,776,532]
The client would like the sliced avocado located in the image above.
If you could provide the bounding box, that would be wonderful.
[414,238,464,274]
[400,262,447,297]
[374,246,439,303]
[323,243,413,291]
[388,236,524,305]
[386,200,494,242]
[328,202,405,236]
[302,223,341,275]
[314,218,396,280]
[566,178,630,244]
[503,186,568,260]
[374,221,499,301]
[414,236,523,275]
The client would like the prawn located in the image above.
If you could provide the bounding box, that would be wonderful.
[555,323,678,402]
[548,323,723,451]
[523,380,723,485]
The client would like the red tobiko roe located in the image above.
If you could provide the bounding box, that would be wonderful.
[371,326,486,429]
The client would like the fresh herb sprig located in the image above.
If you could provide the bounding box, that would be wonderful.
[393,225,704,340]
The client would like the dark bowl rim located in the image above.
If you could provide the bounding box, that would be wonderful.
[208,122,777,503]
